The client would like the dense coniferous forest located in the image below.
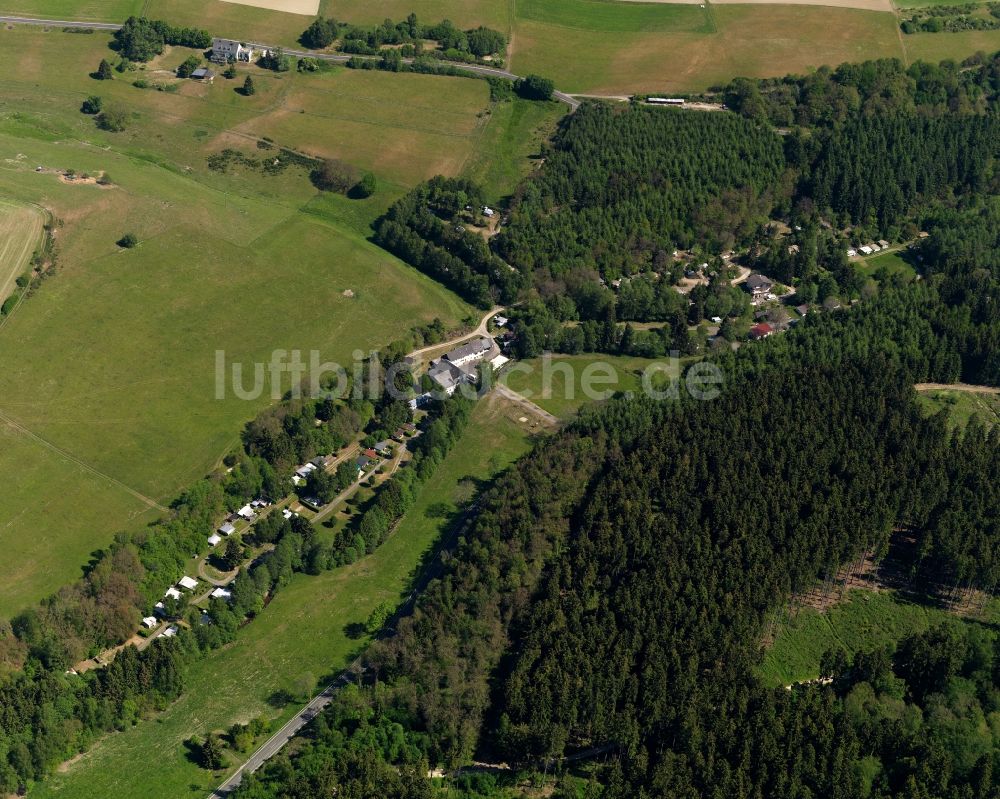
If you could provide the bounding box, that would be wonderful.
[495,105,786,278]
[232,50,1000,794]
[377,54,1000,320]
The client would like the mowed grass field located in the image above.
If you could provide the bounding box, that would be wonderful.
[855,248,917,279]
[29,397,533,799]
[0,198,44,304]
[0,423,162,616]
[0,27,515,614]
[0,0,141,20]
[760,589,1000,686]
[501,353,681,418]
[511,3,907,93]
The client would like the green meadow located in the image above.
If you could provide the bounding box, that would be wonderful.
[0,26,524,614]
[917,388,1000,430]
[856,248,918,279]
[516,0,711,33]
[500,353,681,418]
[760,589,1000,686]
[29,397,533,799]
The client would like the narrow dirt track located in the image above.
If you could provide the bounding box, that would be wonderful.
[914,383,1000,394]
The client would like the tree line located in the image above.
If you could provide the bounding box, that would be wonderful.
[111,16,211,62]
[302,12,506,63]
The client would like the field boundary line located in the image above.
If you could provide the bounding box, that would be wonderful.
[0,408,168,512]
[703,0,719,33]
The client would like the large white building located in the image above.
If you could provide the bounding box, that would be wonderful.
[443,337,494,367]
[211,38,258,64]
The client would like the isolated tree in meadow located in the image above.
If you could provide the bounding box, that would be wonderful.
[95,58,113,80]
[200,734,225,770]
[175,54,202,78]
[117,232,138,248]
[80,95,102,115]
[242,75,255,96]
[353,171,377,198]
[97,103,129,132]
[310,158,359,193]
[223,63,237,79]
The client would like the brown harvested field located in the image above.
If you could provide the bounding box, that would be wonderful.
[142,0,312,47]
[221,71,492,183]
[511,5,905,93]
[321,0,508,28]
[716,0,892,10]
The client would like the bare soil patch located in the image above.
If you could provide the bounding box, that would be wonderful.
[715,0,892,10]
[220,0,319,14]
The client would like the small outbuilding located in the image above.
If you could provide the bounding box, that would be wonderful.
[219,522,236,536]
[178,575,198,591]
[142,616,158,629]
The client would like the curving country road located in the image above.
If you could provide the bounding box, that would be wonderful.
[407,306,503,361]
[0,15,580,108]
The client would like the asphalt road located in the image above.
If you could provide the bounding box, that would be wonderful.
[208,495,480,797]
[207,671,354,798]
[0,16,580,108]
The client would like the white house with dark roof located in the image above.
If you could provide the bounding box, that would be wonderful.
[744,273,773,298]
[444,337,494,367]
[211,38,257,63]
